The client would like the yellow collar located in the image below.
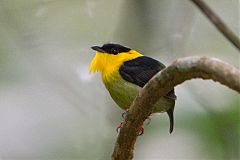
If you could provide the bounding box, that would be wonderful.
[89,50,142,83]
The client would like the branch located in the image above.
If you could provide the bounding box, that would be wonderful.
[191,0,240,51]
[112,56,240,160]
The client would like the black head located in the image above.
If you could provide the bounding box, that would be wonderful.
[91,43,131,55]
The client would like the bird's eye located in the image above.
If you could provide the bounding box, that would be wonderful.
[111,48,118,54]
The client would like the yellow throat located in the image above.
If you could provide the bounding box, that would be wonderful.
[89,50,142,83]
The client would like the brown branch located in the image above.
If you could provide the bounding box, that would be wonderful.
[191,0,240,51]
[112,56,240,160]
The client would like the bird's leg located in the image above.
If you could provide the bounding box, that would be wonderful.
[116,109,129,133]
[116,122,144,136]
[138,116,151,136]
[144,116,151,125]
[121,109,129,119]
[117,109,146,136]
[116,122,123,133]
[122,109,151,124]
[138,126,144,136]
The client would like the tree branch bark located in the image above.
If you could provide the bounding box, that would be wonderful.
[112,56,240,160]
[191,0,240,51]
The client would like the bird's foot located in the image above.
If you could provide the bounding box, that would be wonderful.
[116,122,144,136]
[137,117,150,136]
[138,126,144,136]
[117,109,147,136]
[144,117,151,125]
[121,109,129,119]
[116,122,123,133]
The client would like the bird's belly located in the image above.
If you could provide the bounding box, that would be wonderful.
[104,78,139,110]
[104,78,175,112]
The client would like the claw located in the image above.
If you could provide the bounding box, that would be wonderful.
[116,122,123,133]
[121,109,129,119]
[119,109,146,136]
[138,126,144,136]
[116,123,144,136]
[144,117,151,125]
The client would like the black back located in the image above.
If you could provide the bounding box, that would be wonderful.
[119,56,176,100]
[119,56,165,87]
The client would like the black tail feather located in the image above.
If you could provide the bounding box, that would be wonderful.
[167,107,174,134]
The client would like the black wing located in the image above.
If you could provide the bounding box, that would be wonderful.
[119,56,176,100]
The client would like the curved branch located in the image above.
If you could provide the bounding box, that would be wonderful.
[191,0,240,51]
[112,56,240,160]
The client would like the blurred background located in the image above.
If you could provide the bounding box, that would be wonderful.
[0,0,239,159]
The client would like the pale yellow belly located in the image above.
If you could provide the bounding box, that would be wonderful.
[104,77,175,113]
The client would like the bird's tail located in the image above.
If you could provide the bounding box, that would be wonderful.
[167,107,174,134]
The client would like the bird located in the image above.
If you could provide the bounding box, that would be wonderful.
[89,43,176,134]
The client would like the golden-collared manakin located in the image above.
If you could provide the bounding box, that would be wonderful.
[89,43,176,133]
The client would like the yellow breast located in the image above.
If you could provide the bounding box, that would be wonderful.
[89,50,142,83]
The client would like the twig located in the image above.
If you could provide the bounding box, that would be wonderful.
[112,56,240,160]
[191,0,240,51]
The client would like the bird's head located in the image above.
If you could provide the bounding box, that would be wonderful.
[91,43,132,55]
[89,43,142,81]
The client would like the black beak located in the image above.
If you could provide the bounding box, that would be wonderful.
[91,46,105,53]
